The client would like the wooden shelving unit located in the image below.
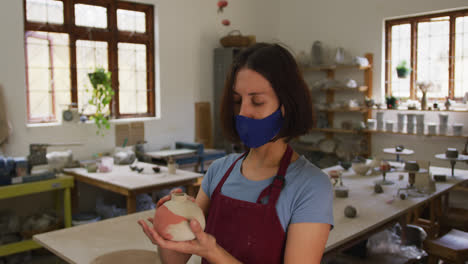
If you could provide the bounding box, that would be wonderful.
[0,176,74,257]
[300,53,373,158]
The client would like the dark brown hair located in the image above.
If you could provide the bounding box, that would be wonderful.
[220,43,314,143]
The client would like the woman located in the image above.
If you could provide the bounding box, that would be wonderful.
[139,43,333,264]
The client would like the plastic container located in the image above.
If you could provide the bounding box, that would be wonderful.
[98,157,114,173]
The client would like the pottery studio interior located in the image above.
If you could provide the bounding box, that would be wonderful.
[1,0,468,264]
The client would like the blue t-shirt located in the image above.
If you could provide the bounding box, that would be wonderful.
[201,153,334,232]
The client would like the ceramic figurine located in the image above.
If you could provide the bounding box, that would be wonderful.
[153,193,206,241]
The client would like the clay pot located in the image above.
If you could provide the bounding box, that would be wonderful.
[153,193,205,241]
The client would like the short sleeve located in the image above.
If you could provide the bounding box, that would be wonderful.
[201,163,215,199]
[289,172,334,228]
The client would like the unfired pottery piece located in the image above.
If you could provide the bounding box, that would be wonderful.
[445,148,459,158]
[374,184,383,194]
[433,174,447,182]
[153,193,206,241]
[400,193,407,200]
[344,206,357,218]
[335,186,349,198]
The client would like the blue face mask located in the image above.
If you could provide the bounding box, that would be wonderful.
[235,107,284,148]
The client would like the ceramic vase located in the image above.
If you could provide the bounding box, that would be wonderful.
[153,193,206,241]
[421,92,427,110]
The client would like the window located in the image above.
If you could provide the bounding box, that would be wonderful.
[385,9,468,101]
[24,0,155,123]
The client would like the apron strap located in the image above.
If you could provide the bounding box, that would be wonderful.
[212,151,248,196]
[256,145,293,206]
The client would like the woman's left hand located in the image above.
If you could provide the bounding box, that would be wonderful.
[138,217,218,260]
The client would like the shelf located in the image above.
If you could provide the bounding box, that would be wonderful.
[310,128,369,134]
[373,108,468,112]
[291,142,321,152]
[0,176,74,200]
[319,86,368,92]
[365,130,468,139]
[0,240,41,257]
[319,108,369,113]
[310,128,466,138]
[302,64,371,72]
[0,176,73,258]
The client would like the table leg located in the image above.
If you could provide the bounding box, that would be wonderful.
[396,154,400,162]
[398,215,408,245]
[64,187,72,228]
[127,193,136,214]
[71,180,80,214]
[450,160,456,177]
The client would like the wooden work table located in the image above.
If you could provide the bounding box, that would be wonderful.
[35,164,468,263]
[322,164,468,254]
[64,161,202,213]
[34,210,201,264]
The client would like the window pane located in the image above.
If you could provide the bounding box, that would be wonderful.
[118,43,147,114]
[75,4,107,28]
[76,40,109,115]
[390,24,411,98]
[417,18,450,98]
[26,0,63,24]
[455,16,468,98]
[25,31,70,121]
[117,9,146,33]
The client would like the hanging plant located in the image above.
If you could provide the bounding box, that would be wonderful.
[87,68,113,136]
[396,60,411,78]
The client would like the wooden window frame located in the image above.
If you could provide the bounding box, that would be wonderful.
[385,9,468,101]
[23,0,155,123]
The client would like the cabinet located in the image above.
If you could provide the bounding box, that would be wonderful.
[0,176,73,257]
[294,53,373,165]
[213,47,241,152]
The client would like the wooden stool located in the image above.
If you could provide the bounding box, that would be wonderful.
[423,229,468,264]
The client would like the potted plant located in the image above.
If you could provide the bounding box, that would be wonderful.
[87,68,113,136]
[385,95,398,109]
[396,60,411,78]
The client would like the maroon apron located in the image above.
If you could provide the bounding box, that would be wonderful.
[202,145,293,264]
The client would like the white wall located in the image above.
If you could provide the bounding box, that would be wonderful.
[277,0,468,169]
[0,0,279,214]
[0,0,279,159]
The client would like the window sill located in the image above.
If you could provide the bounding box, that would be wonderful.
[26,116,160,128]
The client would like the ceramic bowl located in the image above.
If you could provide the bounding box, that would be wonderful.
[352,162,371,176]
